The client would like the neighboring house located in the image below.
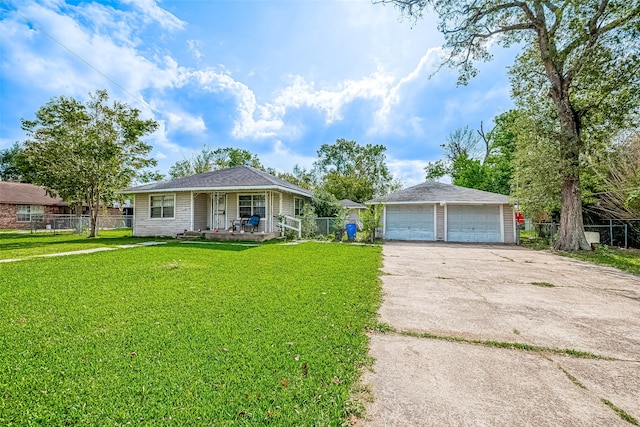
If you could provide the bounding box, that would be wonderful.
[121,166,313,237]
[0,181,70,229]
[367,181,515,243]
[340,199,366,228]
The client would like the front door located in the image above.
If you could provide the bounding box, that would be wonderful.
[212,193,226,231]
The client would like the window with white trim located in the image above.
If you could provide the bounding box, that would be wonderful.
[294,197,305,216]
[238,195,265,218]
[150,195,175,219]
[17,205,44,222]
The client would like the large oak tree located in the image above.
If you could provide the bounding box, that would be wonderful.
[21,90,158,237]
[380,0,640,251]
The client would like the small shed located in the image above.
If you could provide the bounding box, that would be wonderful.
[340,199,366,227]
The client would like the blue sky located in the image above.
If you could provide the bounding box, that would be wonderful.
[0,0,515,187]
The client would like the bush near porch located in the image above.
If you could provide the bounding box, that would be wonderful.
[0,239,381,425]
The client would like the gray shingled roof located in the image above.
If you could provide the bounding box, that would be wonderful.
[0,182,68,206]
[122,166,313,197]
[368,181,510,204]
[340,199,366,209]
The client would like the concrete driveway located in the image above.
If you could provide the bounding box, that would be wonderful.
[359,242,640,426]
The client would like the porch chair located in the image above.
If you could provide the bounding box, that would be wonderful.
[229,218,242,231]
[245,215,261,232]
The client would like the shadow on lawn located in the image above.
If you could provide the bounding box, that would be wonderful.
[0,233,158,252]
[177,241,259,252]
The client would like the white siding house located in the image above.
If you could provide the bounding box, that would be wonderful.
[122,166,312,237]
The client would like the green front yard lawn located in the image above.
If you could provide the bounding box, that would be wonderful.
[0,230,163,260]
[0,240,381,425]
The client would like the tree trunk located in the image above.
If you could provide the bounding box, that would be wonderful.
[88,191,99,238]
[554,175,590,251]
[75,202,83,235]
[552,97,590,251]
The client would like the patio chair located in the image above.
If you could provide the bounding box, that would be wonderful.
[245,215,260,232]
[229,218,243,231]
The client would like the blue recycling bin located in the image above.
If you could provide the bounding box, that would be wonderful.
[345,223,357,241]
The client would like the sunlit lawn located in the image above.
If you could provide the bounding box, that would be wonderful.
[562,246,640,275]
[0,229,165,260]
[519,231,640,275]
[0,240,381,425]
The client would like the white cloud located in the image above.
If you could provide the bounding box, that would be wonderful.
[387,158,432,188]
[187,40,203,60]
[1,2,184,100]
[188,69,284,138]
[273,72,394,124]
[371,47,443,134]
[260,140,317,174]
[165,111,206,133]
[120,0,185,31]
[147,120,182,153]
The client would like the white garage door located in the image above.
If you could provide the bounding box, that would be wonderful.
[447,205,502,242]
[385,205,435,240]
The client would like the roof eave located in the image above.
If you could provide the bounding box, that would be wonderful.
[367,200,511,205]
[119,185,312,198]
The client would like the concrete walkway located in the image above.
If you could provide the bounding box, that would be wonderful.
[359,242,640,426]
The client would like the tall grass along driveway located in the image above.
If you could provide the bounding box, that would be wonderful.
[0,241,381,425]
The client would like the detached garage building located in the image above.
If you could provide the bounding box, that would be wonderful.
[368,181,516,243]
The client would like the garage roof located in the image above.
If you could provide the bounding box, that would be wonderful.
[368,181,510,204]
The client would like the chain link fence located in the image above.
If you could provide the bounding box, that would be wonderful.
[26,214,133,233]
[530,219,640,249]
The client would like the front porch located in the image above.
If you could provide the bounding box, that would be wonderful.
[178,230,281,242]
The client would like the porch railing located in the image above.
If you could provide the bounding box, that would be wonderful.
[277,215,301,239]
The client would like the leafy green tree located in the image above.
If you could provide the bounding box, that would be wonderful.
[299,204,320,238]
[21,90,158,237]
[212,147,261,170]
[276,164,317,190]
[359,204,384,243]
[511,106,563,221]
[382,0,640,250]
[314,138,401,202]
[0,142,28,182]
[424,113,517,195]
[136,169,165,184]
[311,188,343,218]
[481,111,517,195]
[169,146,261,179]
[595,132,640,218]
[450,153,487,190]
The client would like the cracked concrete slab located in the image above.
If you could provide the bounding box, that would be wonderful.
[363,335,629,427]
[359,242,640,426]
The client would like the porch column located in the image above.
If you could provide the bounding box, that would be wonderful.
[190,191,194,231]
[264,191,269,233]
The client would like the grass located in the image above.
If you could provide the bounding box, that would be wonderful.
[557,366,586,389]
[562,246,640,276]
[0,240,382,425]
[389,328,606,359]
[531,281,555,288]
[601,399,639,425]
[519,231,640,275]
[0,229,166,260]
